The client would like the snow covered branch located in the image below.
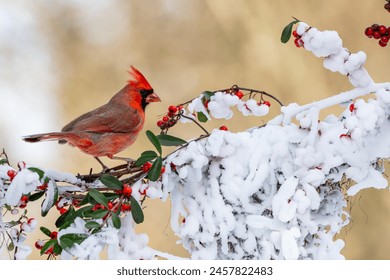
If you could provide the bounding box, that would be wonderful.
[1,21,390,260]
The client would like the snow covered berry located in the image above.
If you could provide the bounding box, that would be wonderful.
[17,161,26,170]
[35,240,44,250]
[262,100,271,107]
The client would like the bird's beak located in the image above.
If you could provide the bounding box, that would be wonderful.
[145,92,161,103]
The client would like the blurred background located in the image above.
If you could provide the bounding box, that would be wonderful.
[1,0,390,259]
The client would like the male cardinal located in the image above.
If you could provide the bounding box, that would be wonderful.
[23,66,161,168]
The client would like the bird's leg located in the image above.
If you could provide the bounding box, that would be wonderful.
[94,157,109,172]
[109,155,135,168]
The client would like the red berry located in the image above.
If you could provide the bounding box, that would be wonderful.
[385,3,390,10]
[371,24,379,31]
[365,27,373,37]
[17,161,26,170]
[121,203,131,212]
[292,29,299,38]
[262,100,271,107]
[162,116,169,122]
[27,218,35,225]
[139,188,147,195]
[19,204,27,209]
[50,231,58,239]
[168,111,176,118]
[219,126,228,131]
[38,183,48,190]
[379,25,387,35]
[381,36,389,43]
[20,195,29,203]
[122,184,133,197]
[45,247,53,255]
[107,201,114,209]
[294,38,303,47]
[161,166,165,174]
[379,40,388,47]
[349,103,355,112]
[373,31,381,39]
[142,162,152,173]
[157,120,164,128]
[7,170,17,180]
[59,208,67,215]
[235,90,244,99]
[168,105,178,114]
[170,162,176,171]
[35,240,43,250]
[203,100,209,109]
[339,133,351,139]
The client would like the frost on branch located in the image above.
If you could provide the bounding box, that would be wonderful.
[158,22,390,259]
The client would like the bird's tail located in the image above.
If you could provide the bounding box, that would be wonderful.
[22,132,68,144]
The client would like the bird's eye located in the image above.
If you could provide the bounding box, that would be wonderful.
[140,89,153,97]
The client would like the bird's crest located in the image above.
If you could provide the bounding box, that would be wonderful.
[127,66,152,90]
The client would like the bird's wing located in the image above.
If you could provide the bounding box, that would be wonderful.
[62,102,144,134]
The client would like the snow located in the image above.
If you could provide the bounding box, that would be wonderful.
[1,21,390,260]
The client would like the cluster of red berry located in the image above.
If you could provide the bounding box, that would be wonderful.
[365,24,390,47]
[292,29,304,48]
[157,105,182,130]
[34,230,58,255]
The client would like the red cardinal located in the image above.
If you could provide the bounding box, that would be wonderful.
[23,66,161,168]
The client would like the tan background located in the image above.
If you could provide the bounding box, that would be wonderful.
[1,0,390,259]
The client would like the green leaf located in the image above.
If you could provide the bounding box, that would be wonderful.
[59,220,73,231]
[111,212,121,229]
[75,205,94,218]
[41,180,58,217]
[146,130,162,155]
[89,209,109,219]
[40,239,57,255]
[156,134,186,146]
[0,158,8,165]
[7,242,14,251]
[53,243,63,255]
[55,206,76,228]
[88,189,108,208]
[148,156,162,181]
[40,226,51,237]
[84,221,100,229]
[197,111,208,123]
[130,196,144,224]
[59,233,88,251]
[99,174,123,190]
[135,150,158,167]
[28,167,45,180]
[77,193,91,207]
[103,192,120,201]
[28,191,45,202]
[281,19,300,43]
[202,91,215,100]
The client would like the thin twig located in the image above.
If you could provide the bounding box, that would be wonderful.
[180,114,210,135]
